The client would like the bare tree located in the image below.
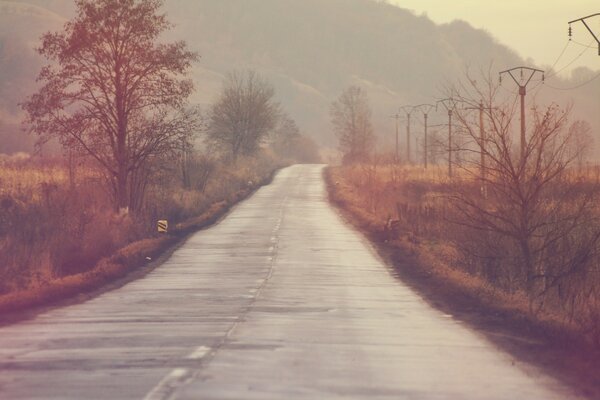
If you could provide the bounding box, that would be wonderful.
[22,0,199,213]
[447,72,600,310]
[207,71,279,160]
[271,114,321,163]
[568,120,594,170]
[330,86,375,164]
[271,113,301,159]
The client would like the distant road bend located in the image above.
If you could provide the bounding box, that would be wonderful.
[0,165,579,399]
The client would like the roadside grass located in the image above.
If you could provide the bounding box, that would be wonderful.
[326,164,600,343]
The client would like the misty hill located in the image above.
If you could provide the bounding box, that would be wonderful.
[0,1,65,153]
[1,0,598,154]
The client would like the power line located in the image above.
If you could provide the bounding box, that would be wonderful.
[544,70,600,90]
[571,39,597,49]
[528,39,593,86]
[548,40,572,73]
[545,40,594,79]
[569,13,600,55]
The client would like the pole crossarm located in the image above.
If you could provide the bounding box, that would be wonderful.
[414,103,435,116]
[569,13,600,55]
[569,13,600,23]
[500,65,545,163]
[436,98,458,114]
[499,66,545,88]
[399,105,416,116]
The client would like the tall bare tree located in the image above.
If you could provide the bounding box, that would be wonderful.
[207,71,279,160]
[22,0,199,212]
[330,86,375,164]
[448,73,600,309]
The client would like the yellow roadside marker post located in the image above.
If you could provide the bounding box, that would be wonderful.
[157,220,168,234]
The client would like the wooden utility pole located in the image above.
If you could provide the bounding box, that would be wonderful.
[400,106,415,164]
[499,66,544,164]
[390,114,401,162]
[414,104,435,169]
[465,101,496,197]
[436,98,458,177]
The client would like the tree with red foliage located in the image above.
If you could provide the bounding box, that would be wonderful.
[23,0,199,212]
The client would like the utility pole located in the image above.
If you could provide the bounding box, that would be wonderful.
[436,98,458,177]
[569,13,600,55]
[499,66,544,164]
[414,104,435,169]
[400,106,414,164]
[181,138,190,189]
[390,113,401,162]
[465,101,496,197]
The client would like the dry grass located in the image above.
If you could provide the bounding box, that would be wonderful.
[0,152,283,312]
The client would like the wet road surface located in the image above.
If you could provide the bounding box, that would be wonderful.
[0,165,579,399]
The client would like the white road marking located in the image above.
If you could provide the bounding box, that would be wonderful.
[144,368,189,400]
[186,346,211,360]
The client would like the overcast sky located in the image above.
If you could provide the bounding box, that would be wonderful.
[389,1,599,76]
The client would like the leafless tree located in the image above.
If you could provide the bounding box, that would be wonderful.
[207,71,279,160]
[271,113,301,158]
[22,0,200,213]
[330,86,375,164]
[568,120,594,171]
[269,113,321,163]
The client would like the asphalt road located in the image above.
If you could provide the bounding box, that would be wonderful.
[0,165,579,399]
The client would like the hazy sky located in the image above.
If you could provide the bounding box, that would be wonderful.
[389,1,600,76]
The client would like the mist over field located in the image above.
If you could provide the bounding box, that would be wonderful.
[1,0,599,155]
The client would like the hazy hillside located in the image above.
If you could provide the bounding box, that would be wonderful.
[1,0,598,153]
[0,1,65,153]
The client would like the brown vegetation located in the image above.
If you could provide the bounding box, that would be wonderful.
[327,163,600,344]
[0,151,283,311]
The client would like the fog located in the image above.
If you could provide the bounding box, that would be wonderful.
[1,0,598,156]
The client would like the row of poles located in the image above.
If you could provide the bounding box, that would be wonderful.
[390,97,493,179]
[390,13,600,178]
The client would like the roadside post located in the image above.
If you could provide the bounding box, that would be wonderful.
[157,220,168,234]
